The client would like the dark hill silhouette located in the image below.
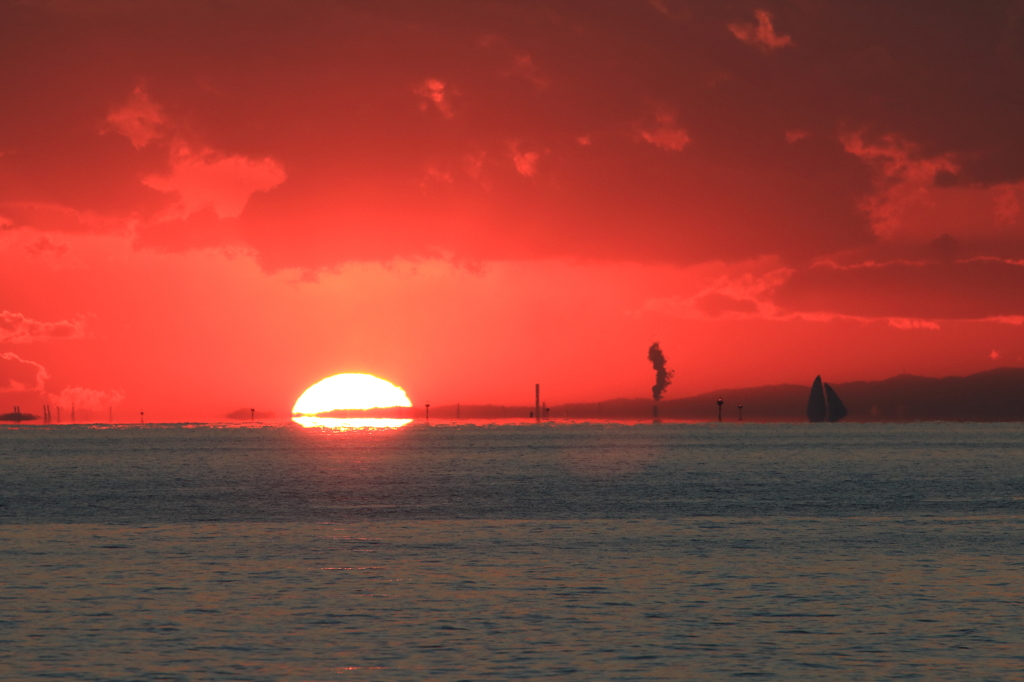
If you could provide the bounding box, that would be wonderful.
[830,368,1023,422]
[402,368,1024,422]
[610,368,1023,422]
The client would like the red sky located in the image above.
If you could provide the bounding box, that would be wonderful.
[2,0,1023,421]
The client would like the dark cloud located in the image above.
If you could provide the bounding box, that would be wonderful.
[773,259,1024,320]
[694,292,759,317]
[0,0,1020,278]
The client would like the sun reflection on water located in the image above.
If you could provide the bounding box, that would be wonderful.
[292,416,413,430]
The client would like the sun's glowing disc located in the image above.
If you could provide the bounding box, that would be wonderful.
[292,373,412,416]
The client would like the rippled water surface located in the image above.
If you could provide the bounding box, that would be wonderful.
[2,422,1023,679]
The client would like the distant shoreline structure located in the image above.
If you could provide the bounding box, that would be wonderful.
[220,367,1023,424]
[549,367,1022,422]
[318,367,1020,423]
[10,368,1015,425]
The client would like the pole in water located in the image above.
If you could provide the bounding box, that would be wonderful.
[738,404,743,421]
[425,403,430,421]
[140,411,144,424]
[535,384,540,423]
[717,397,724,422]
[251,408,255,422]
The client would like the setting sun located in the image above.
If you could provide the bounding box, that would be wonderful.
[5,4,1023,679]
[292,373,412,416]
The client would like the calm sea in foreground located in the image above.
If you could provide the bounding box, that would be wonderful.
[2,421,1023,680]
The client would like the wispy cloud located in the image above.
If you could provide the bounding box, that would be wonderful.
[25,236,69,257]
[415,79,454,118]
[0,352,49,392]
[510,143,541,177]
[638,111,690,152]
[887,317,941,330]
[0,202,123,233]
[504,53,549,89]
[729,10,794,51]
[993,185,1020,225]
[143,146,287,220]
[0,311,84,344]
[47,386,125,412]
[106,86,165,149]
[841,132,959,237]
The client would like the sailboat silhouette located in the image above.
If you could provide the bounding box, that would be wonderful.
[807,375,848,422]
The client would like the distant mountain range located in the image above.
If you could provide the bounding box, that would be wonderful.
[419,368,1024,422]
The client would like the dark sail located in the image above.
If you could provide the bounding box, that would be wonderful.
[807,375,827,422]
[824,383,848,422]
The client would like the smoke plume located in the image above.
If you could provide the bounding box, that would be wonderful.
[647,342,674,401]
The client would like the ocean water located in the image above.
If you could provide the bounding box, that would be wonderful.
[1,421,1023,680]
